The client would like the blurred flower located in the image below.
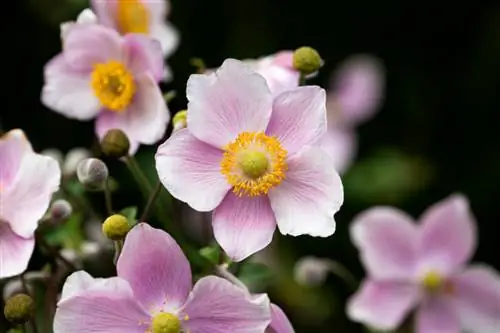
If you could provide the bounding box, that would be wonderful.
[294,256,330,287]
[41,148,65,167]
[76,158,109,190]
[0,129,61,278]
[319,54,385,173]
[42,24,170,155]
[347,194,500,333]
[268,304,295,333]
[62,147,92,177]
[54,223,271,332]
[60,241,102,269]
[49,199,73,222]
[156,59,343,261]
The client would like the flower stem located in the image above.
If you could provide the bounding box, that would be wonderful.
[104,179,113,215]
[20,274,38,333]
[113,240,124,266]
[325,259,359,291]
[139,180,162,222]
[215,264,249,294]
[125,156,153,199]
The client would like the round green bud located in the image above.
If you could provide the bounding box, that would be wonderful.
[151,312,181,333]
[102,214,131,241]
[293,47,323,75]
[101,129,130,158]
[4,293,34,324]
[172,110,188,131]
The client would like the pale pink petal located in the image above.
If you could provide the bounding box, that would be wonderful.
[150,22,179,58]
[0,223,35,279]
[268,147,343,237]
[0,129,32,187]
[187,59,273,148]
[155,129,230,212]
[123,34,164,81]
[117,223,192,312]
[54,280,149,333]
[346,280,419,331]
[213,193,276,261]
[266,86,327,155]
[42,54,100,120]
[273,51,294,69]
[331,55,385,126]
[60,9,98,41]
[2,152,61,238]
[318,127,357,173]
[91,0,116,27]
[63,24,122,71]
[452,265,500,332]
[96,74,169,153]
[418,194,476,276]
[254,55,299,96]
[350,207,418,280]
[268,304,294,333]
[181,276,271,333]
[415,297,460,333]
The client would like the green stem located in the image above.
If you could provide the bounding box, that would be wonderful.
[20,274,38,333]
[104,180,113,215]
[125,156,153,199]
[140,181,162,222]
[113,240,124,265]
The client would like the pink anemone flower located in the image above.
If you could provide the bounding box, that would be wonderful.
[0,129,61,278]
[347,194,500,333]
[155,59,343,261]
[42,24,170,155]
[54,223,271,333]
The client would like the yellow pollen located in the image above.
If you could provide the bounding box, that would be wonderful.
[422,271,455,295]
[221,132,287,197]
[150,312,181,333]
[117,0,150,34]
[91,60,135,111]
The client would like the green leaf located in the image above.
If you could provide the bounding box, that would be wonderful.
[199,246,221,265]
[237,262,274,291]
[44,213,84,250]
[119,206,138,224]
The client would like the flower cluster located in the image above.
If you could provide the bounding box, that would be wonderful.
[1,1,499,332]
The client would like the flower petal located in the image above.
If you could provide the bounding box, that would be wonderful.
[266,86,327,155]
[123,34,164,81]
[268,147,343,237]
[415,297,460,333]
[42,54,100,120]
[350,207,418,280]
[213,193,276,261]
[0,223,34,279]
[150,22,180,58]
[268,304,294,333]
[63,24,122,71]
[60,9,98,41]
[346,280,419,331]
[418,194,476,275]
[117,223,192,312]
[181,276,271,333]
[452,265,500,332]
[318,126,357,173]
[91,0,116,27]
[54,278,149,333]
[155,129,230,212]
[95,74,169,153]
[2,151,61,238]
[252,54,299,96]
[0,129,32,187]
[187,59,273,148]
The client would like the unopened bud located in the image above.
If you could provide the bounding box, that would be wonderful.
[173,110,188,131]
[101,129,130,158]
[63,147,91,176]
[294,256,330,287]
[102,214,131,241]
[49,199,72,222]
[76,158,109,190]
[293,47,323,75]
[4,294,34,324]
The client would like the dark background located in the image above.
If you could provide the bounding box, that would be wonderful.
[2,0,500,332]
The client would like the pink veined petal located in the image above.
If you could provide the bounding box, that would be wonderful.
[331,54,385,126]
[350,207,418,280]
[266,86,327,155]
[54,280,150,333]
[95,74,170,153]
[123,34,164,81]
[149,22,180,58]
[0,129,32,187]
[181,276,271,333]
[2,152,61,238]
[451,265,500,332]
[268,147,343,237]
[42,54,101,120]
[267,304,294,333]
[418,194,477,276]
[0,223,35,279]
[63,24,122,71]
[187,59,273,149]
[318,126,357,174]
[415,296,460,333]
[117,223,192,313]
[346,280,419,331]
[155,129,230,212]
[213,193,276,262]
